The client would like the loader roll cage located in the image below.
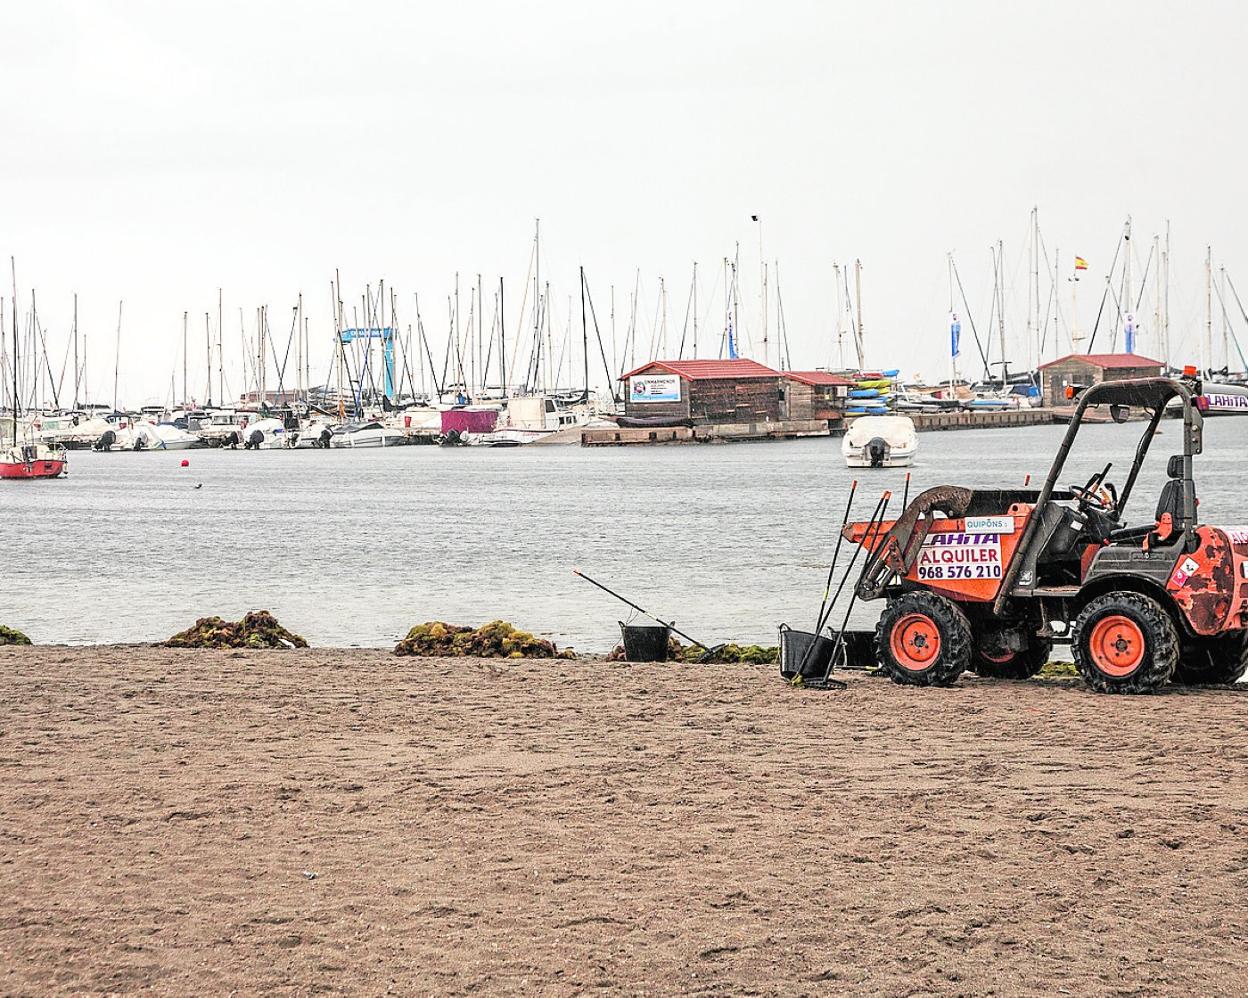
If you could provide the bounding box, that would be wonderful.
[991,376,1203,616]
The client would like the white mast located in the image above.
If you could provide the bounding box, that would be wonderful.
[691,263,698,359]
[853,259,865,370]
[1221,264,1229,371]
[947,251,957,392]
[1153,234,1162,366]
[755,216,766,367]
[833,262,844,368]
[1123,217,1132,352]
[1205,245,1213,373]
[996,239,1006,380]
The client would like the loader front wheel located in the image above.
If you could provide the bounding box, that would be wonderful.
[875,592,971,687]
[1072,592,1178,694]
[1173,632,1248,685]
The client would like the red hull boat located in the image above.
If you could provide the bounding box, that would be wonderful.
[1,445,67,480]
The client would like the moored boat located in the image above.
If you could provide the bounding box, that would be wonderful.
[1,441,67,480]
[842,414,918,468]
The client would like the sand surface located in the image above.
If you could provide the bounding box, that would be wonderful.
[1,646,1247,996]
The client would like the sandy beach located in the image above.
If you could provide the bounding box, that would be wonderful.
[2,645,1247,996]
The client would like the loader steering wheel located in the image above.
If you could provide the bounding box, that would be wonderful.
[1069,483,1112,512]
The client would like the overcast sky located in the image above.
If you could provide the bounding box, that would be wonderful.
[4,0,1246,405]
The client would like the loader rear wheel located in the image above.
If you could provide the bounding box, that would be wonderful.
[875,592,971,687]
[1072,592,1178,694]
[972,633,1052,680]
[1173,632,1248,685]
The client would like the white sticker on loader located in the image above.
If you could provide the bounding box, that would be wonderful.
[916,532,1004,581]
[965,515,1015,535]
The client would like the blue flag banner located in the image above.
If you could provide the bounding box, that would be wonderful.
[1124,313,1136,354]
[727,312,738,359]
[950,313,962,359]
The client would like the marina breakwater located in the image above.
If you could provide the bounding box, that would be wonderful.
[581,407,1055,445]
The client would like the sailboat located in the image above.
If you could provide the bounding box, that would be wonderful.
[2,264,67,480]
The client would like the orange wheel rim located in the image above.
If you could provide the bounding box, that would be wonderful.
[890,613,941,671]
[1088,614,1145,677]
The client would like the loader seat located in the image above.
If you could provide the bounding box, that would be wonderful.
[1109,456,1185,545]
[1154,466,1184,524]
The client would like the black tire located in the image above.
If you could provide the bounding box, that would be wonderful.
[1173,632,1248,685]
[874,591,971,687]
[972,632,1052,680]
[1071,591,1178,694]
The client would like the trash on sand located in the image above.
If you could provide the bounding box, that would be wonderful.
[164,611,309,649]
[606,637,779,664]
[0,625,32,646]
[394,620,576,659]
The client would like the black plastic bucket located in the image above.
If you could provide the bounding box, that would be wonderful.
[619,622,671,662]
[840,630,878,670]
[779,625,836,680]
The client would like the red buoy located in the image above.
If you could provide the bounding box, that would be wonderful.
[180,459,190,468]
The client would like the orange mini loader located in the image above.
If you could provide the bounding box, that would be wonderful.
[844,375,1248,693]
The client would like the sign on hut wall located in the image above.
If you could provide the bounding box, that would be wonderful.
[629,374,681,403]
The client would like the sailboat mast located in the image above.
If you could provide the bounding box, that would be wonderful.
[1123,218,1132,352]
[113,301,123,415]
[996,240,1007,382]
[217,288,224,404]
[947,252,956,391]
[1205,246,1213,373]
[499,277,506,398]
[1153,234,1162,366]
[205,312,212,406]
[1163,222,1171,369]
[853,258,865,370]
[1032,207,1041,371]
[1221,265,1229,371]
[533,219,540,393]
[10,258,17,447]
[73,294,80,411]
[182,310,188,406]
[756,217,766,368]
[580,266,588,399]
[296,292,303,399]
[691,263,698,359]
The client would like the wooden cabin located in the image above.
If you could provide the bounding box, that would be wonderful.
[1037,353,1164,407]
[620,359,782,424]
[781,370,855,421]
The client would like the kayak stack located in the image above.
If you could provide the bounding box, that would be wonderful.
[845,369,899,416]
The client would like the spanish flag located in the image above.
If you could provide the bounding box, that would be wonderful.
[1074,256,1089,271]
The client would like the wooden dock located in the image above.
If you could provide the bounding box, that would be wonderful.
[877,408,1055,432]
[581,408,1057,446]
[581,419,831,447]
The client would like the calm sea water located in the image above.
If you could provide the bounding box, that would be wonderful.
[3,417,1247,652]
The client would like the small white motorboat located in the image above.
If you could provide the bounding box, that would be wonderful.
[329,420,409,448]
[842,415,918,468]
[131,422,199,451]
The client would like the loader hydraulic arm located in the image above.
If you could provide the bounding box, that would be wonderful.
[855,486,975,601]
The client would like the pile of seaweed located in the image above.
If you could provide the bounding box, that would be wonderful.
[606,637,779,664]
[164,610,309,649]
[0,625,32,646]
[394,620,576,659]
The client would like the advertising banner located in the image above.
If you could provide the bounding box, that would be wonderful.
[629,374,681,404]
